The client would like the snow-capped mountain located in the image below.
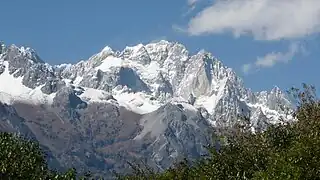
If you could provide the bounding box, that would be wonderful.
[0,40,292,126]
[0,40,293,176]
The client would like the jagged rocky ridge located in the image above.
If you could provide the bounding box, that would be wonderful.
[0,40,293,176]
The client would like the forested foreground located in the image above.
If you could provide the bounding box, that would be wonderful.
[1,84,320,179]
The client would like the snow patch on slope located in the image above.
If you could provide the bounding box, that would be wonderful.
[95,56,123,72]
[77,86,160,114]
[0,61,54,105]
[194,78,227,113]
[0,40,293,128]
[247,103,292,122]
[113,89,160,114]
[79,88,111,102]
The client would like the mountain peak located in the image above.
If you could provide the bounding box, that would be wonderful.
[0,39,298,178]
[101,46,114,54]
[0,40,293,126]
[0,40,294,176]
[4,44,44,64]
[271,85,281,94]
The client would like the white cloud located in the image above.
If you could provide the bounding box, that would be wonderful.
[242,64,253,74]
[187,0,199,6]
[188,0,320,40]
[184,0,200,16]
[172,24,188,33]
[242,42,302,73]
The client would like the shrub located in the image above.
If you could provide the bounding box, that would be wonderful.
[118,84,320,179]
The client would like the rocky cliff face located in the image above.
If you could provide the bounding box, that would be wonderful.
[0,40,293,177]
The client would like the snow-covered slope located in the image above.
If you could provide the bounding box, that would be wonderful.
[0,40,293,130]
[0,40,296,176]
[0,51,55,105]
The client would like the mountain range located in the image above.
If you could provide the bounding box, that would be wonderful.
[0,40,293,177]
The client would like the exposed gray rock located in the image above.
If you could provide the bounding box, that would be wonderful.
[198,107,209,119]
[0,41,4,55]
[78,66,150,93]
[145,40,169,64]
[22,64,55,89]
[118,67,150,92]
[253,108,270,132]
[53,87,87,109]
[135,103,213,170]
[1,45,58,90]
[0,102,38,142]
[0,64,5,75]
[0,98,216,178]
[0,40,294,178]
[188,93,196,105]
[154,72,173,101]
[121,45,151,65]
[41,79,66,94]
[79,69,114,92]
[52,87,87,121]
[7,101,144,177]
[3,45,43,75]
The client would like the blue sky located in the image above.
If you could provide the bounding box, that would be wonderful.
[1,0,320,92]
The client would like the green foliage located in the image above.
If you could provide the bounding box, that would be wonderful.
[0,132,48,179]
[118,84,320,180]
[0,132,92,180]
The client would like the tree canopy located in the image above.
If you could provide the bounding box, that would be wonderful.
[0,132,84,179]
[118,84,320,179]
